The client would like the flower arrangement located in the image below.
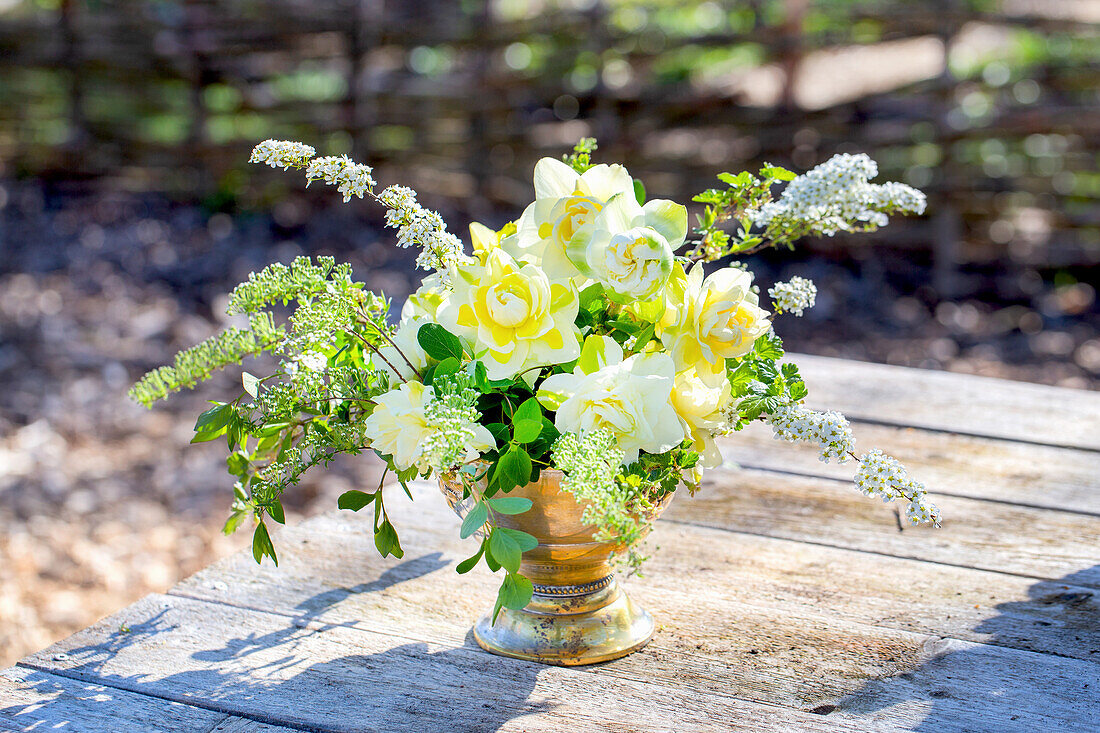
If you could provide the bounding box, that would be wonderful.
[131,138,939,621]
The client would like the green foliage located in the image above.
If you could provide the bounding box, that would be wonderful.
[226,255,353,315]
[128,312,283,407]
[562,137,598,173]
[687,163,796,262]
[726,332,807,428]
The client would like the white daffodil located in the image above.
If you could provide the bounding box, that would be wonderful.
[670,370,732,468]
[564,193,686,303]
[659,264,771,386]
[504,157,637,280]
[364,382,495,473]
[436,249,580,381]
[537,335,686,464]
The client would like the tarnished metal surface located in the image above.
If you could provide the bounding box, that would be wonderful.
[439,470,669,665]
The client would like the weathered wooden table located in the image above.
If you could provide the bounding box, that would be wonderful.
[4,355,1099,732]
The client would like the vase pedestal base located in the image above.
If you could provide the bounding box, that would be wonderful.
[472,576,654,666]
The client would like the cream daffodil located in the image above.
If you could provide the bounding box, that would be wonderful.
[660,264,771,386]
[565,193,686,302]
[469,221,516,263]
[671,370,733,468]
[505,158,637,280]
[436,249,580,381]
[537,335,686,464]
[363,381,495,473]
[401,272,449,322]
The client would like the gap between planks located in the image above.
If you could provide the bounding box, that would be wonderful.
[793,353,1100,452]
[20,594,875,733]
[172,503,1100,664]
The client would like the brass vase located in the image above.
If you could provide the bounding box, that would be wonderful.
[439,469,669,666]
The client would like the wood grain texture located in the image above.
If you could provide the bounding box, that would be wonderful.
[19,594,892,733]
[16,360,1100,731]
[0,667,299,733]
[794,353,1100,451]
[676,466,1100,588]
[174,498,1100,664]
[718,421,1100,515]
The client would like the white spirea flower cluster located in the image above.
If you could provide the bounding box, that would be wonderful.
[551,429,627,528]
[766,402,855,463]
[420,381,491,471]
[377,185,468,274]
[305,155,376,203]
[855,449,942,526]
[749,153,927,236]
[249,140,316,170]
[768,276,818,317]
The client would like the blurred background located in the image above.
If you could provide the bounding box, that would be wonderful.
[1,0,1098,666]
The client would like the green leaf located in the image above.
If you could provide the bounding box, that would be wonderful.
[578,283,605,311]
[511,398,543,444]
[486,422,510,444]
[753,333,784,360]
[417,323,464,361]
[472,360,491,392]
[761,163,797,181]
[486,496,533,515]
[460,502,489,539]
[195,403,232,433]
[252,522,278,566]
[374,520,404,559]
[267,501,286,525]
[485,551,501,573]
[495,448,532,493]
[513,419,541,443]
[255,421,291,437]
[633,177,646,205]
[242,371,261,398]
[338,490,375,511]
[789,381,808,400]
[498,526,538,552]
[456,542,485,574]
[191,427,226,443]
[492,573,534,623]
[513,397,542,424]
[222,511,246,536]
[488,527,522,573]
[433,356,461,382]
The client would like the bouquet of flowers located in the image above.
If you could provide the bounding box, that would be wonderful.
[131,138,939,619]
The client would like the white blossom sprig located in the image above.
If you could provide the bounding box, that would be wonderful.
[768,276,818,317]
[856,450,942,526]
[764,401,940,526]
[748,153,926,237]
[377,185,469,275]
[766,402,855,463]
[249,140,316,170]
[420,377,490,472]
[248,140,468,278]
[305,155,376,203]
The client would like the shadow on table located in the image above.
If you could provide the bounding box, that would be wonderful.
[830,566,1100,732]
[4,552,552,733]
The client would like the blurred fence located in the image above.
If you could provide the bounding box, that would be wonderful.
[1,0,1099,296]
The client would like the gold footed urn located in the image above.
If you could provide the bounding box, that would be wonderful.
[440,470,668,666]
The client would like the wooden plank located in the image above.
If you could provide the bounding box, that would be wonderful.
[793,353,1100,451]
[717,421,1100,515]
[37,537,1096,733]
[19,594,889,733]
[0,667,297,733]
[172,502,1100,664]
[673,465,1100,588]
[158,490,1100,730]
